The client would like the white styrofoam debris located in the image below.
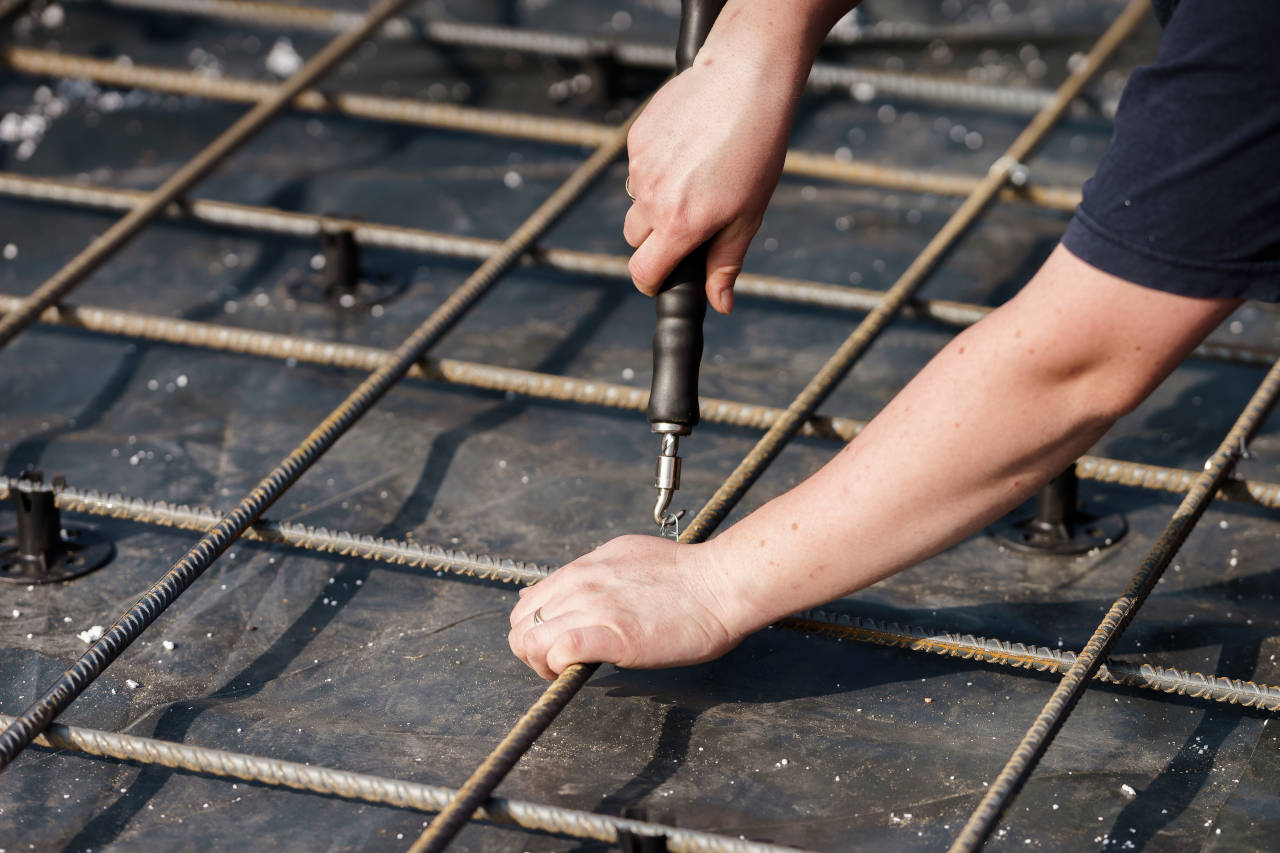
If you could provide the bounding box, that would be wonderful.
[265,38,302,77]
[77,625,104,644]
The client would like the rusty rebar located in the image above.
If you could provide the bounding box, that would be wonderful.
[413,4,1148,850]
[4,173,1274,370]
[0,713,803,853]
[0,67,639,772]
[0,0,415,351]
[0,48,1082,211]
[5,293,1280,509]
[95,0,1106,116]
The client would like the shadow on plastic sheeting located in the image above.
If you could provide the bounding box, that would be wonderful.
[564,563,1280,832]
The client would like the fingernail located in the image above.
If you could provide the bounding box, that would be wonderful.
[718,290,733,314]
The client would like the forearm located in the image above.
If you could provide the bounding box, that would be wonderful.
[699,247,1240,633]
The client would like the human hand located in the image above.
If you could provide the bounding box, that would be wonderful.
[623,33,806,314]
[507,535,748,679]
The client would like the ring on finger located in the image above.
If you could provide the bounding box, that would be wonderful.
[532,607,544,625]
[625,175,637,202]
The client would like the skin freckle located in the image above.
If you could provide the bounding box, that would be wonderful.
[791,522,798,530]
[759,539,767,548]
[958,346,965,355]
[1015,329,1022,339]
[953,421,960,429]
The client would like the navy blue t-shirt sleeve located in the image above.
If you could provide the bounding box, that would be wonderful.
[1061,0,1280,302]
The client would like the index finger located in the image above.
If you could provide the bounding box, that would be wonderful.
[628,224,704,296]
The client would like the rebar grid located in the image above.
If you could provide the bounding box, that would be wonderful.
[91,0,1112,116]
[4,171,1277,369]
[0,53,641,772]
[0,714,807,853]
[0,0,415,351]
[408,4,1150,849]
[6,0,1272,848]
[4,472,1276,711]
[0,48,1083,211]
[5,292,1280,509]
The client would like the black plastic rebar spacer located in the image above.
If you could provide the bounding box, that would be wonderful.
[319,223,362,303]
[618,807,672,853]
[989,463,1127,555]
[0,471,114,584]
[283,217,406,309]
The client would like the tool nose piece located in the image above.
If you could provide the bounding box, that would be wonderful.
[653,488,675,528]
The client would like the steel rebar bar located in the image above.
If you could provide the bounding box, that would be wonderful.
[0,71,639,773]
[786,611,1280,711]
[2,172,1274,371]
[407,4,1149,849]
[0,476,551,585]
[0,49,1082,211]
[949,326,1280,847]
[0,713,805,853]
[4,474,1274,711]
[5,293,1280,509]
[90,0,1112,116]
[0,0,415,351]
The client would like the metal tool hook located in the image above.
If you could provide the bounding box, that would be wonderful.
[657,507,685,541]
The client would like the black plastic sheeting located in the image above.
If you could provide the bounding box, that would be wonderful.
[3,1,1280,850]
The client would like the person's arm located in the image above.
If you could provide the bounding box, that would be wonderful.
[508,247,1241,679]
[623,0,858,314]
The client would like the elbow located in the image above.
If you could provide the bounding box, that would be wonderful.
[1052,356,1155,434]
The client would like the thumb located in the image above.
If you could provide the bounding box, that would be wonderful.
[545,625,629,675]
[704,217,759,315]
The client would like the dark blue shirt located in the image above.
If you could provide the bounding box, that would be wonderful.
[1061,0,1280,301]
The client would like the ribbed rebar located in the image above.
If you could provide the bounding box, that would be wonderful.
[407,5,1147,850]
[0,75,638,772]
[0,713,804,853]
[92,0,1111,116]
[3,172,1275,371]
[0,49,1082,211]
[950,327,1280,844]
[6,293,1280,509]
[0,0,415,351]
[5,474,1273,712]
[0,476,550,585]
[787,612,1280,711]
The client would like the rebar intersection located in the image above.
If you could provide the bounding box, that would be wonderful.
[2,0,1278,850]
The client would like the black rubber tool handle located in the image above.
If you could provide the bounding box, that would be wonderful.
[647,248,708,428]
[646,0,725,432]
